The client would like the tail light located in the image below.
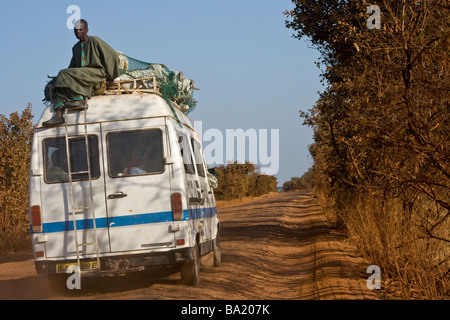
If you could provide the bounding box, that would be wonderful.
[31,205,43,233]
[171,193,184,220]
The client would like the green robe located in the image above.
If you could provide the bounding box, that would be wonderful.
[53,36,120,102]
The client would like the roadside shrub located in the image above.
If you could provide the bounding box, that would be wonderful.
[286,0,450,298]
[283,166,315,191]
[0,104,34,255]
[213,161,277,201]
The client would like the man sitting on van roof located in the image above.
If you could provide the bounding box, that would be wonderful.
[43,19,120,127]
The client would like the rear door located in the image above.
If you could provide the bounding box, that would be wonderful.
[40,125,110,258]
[102,118,175,252]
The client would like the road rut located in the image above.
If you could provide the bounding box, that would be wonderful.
[0,191,381,300]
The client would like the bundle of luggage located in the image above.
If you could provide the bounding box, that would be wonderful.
[111,53,199,114]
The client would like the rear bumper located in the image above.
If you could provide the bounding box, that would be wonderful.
[35,247,195,276]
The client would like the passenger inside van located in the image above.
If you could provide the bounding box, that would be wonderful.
[127,148,148,175]
[47,150,69,182]
[108,130,164,177]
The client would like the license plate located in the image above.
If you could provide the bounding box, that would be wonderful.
[56,260,98,273]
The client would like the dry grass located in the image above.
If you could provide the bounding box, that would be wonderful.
[314,188,449,300]
[0,230,30,256]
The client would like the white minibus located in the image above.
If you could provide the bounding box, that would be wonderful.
[29,83,220,288]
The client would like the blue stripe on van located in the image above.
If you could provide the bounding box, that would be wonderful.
[108,211,175,228]
[39,207,217,234]
[187,206,217,220]
[43,217,108,233]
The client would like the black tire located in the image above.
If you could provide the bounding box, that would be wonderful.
[213,236,221,267]
[181,243,200,285]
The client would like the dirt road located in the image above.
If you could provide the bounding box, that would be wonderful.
[0,191,381,300]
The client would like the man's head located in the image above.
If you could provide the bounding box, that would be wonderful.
[74,19,89,42]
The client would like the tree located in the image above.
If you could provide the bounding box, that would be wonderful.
[286,0,449,225]
[283,167,315,191]
[213,161,277,200]
[285,0,449,298]
[0,104,35,254]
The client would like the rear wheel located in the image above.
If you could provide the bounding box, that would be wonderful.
[213,235,221,267]
[181,242,200,285]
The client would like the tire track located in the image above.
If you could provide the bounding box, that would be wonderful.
[0,191,382,300]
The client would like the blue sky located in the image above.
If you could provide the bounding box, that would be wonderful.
[0,0,323,186]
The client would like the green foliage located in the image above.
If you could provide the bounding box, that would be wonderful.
[213,162,277,201]
[0,104,35,254]
[120,55,197,114]
[157,71,198,115]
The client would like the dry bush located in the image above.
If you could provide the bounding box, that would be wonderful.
[213,161,277,201]
[283,167,315,192]
[0,104,34,255]
[286,0,449,299]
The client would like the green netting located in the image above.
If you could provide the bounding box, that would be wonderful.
[120,55,157,71]
[118,54,198,114]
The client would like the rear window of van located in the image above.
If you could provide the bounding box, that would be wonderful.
[107,129,165,177]
[43,136,100,184]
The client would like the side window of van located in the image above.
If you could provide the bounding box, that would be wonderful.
[178,132,195,174]
[191,138,206,177]
[44,136,100,183]
[107,129,165,177]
